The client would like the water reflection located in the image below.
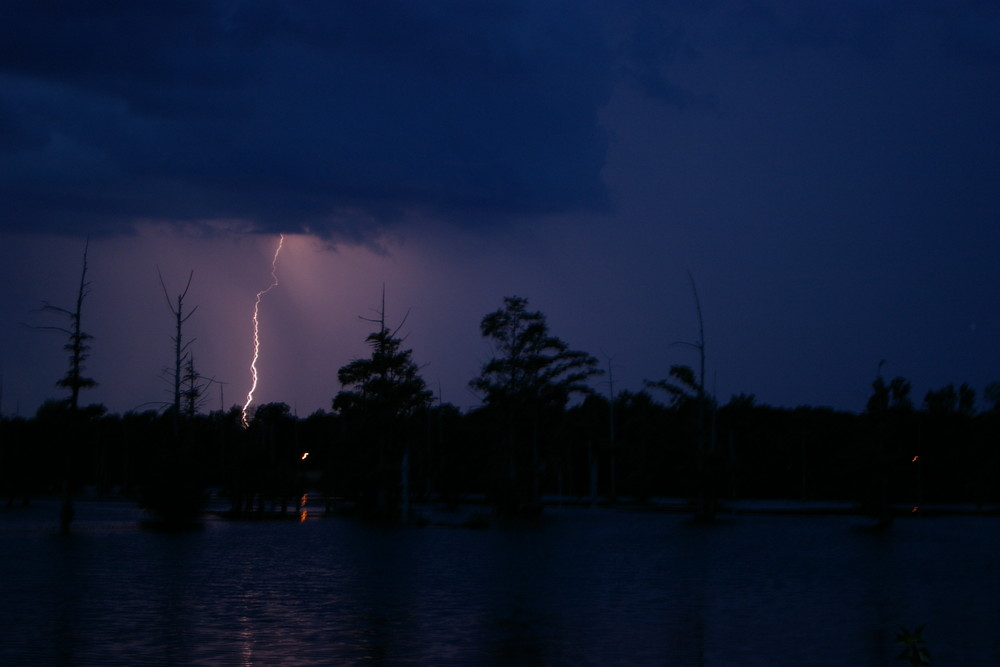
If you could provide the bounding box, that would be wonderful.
[1,501,999,665]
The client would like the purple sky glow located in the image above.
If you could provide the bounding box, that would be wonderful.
[1,1,998,417]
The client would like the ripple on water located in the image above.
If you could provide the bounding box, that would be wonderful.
[1,501,999,665]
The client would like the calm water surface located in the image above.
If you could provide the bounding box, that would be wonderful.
[1,500,997,665]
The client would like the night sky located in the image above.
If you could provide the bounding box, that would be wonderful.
[2,1,998,417]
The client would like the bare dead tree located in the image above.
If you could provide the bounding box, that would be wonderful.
[37,240,97,411]
[158,269,198,428]
[141,270,207,524]
[647,271,715,520]
[675,270,715,521]
[674,270,706,408]
[34,239,96,530]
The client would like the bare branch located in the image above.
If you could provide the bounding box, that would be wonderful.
[157,267,173,312]
[29,324,73,336]
[391,307,412,339]
[158,269,198,418]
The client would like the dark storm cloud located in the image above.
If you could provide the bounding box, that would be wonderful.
[0,0,617,237]
[2,1,996,238]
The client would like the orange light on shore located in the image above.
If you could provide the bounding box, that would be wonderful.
[912,506,918,513]
[911,455,919,463]
[301,452,309,461]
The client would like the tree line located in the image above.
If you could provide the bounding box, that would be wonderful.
[4,256,1000,526]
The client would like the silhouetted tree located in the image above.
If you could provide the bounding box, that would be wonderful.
[245,402,299,515]
[923,383,975,417]
[1,416,35,507]
[647,364,703,407]
[333,292,432,520]
[919,383,979,505]
[414,400,472,507]
[35,240,96,529]
[564,394,610,504]
[181,355,206,419]
[612,390,678,500]
[138,270,205,524]
[158,269,198,425]
[470,295,601,513]
[862,370,916,528]
[984,382,1000,413]
[866,373,913,413]
[645,362,719,514]
[646,272,720,520]
[972,383,1000,508]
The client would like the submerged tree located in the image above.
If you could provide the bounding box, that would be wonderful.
[646,363,718,513]
[862,367,916,529]
[333,291,432,520]
[138,270,205,525]
[920,382,980,506]
[646,272,718,521]
[159,270,198,423]
[35,240,97,529]
[470,295,601,513]
[239,401,299,515]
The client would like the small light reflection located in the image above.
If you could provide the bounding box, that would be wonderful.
[299,493,308,522]
[239,617,254,666]
[912,506,918,513]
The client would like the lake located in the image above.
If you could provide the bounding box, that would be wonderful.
[1,499,997,665]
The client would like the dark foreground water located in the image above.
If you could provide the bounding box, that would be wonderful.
[1,500,997,666]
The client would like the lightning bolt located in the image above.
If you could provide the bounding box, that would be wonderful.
[242,234,285,428]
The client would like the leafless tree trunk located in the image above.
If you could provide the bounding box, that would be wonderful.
[159,270,198,432]
[36,240,96,530]
[678,271,715,521]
